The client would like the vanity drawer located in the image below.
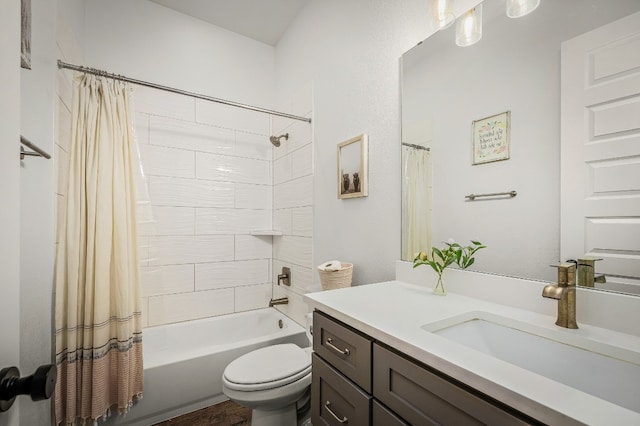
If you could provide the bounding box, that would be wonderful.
[373,343,535,426]
[372,400,409,426]
[312,353,372,426]
[313,311,372,393]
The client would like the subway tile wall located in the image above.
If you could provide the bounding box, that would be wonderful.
[270,83,315,326]
[135,86,276,327]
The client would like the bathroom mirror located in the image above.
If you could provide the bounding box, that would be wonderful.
[401,0,640,294]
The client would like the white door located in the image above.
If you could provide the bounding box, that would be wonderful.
[561,11,640,293]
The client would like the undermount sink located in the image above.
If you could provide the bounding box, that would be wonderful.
[422,312,640,413]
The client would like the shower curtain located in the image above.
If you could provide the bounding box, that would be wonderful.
[54,74,143,425]
[402,145,432,261]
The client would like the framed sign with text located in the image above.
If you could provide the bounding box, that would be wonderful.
[472,111,510,165]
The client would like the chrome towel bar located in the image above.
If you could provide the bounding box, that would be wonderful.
[465,191,517,201]
[20,136,51,160]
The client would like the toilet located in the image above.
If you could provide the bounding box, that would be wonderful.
[222,317,313,426]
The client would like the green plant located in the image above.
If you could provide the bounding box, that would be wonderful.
[413,240,486,293]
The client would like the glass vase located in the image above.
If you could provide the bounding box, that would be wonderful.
[433,272,446,296]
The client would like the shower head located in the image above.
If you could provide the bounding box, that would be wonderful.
[269,133,289,147]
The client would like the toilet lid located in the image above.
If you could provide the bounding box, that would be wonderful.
[224,343,311,386]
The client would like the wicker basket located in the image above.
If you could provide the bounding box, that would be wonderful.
[318,263,353,290]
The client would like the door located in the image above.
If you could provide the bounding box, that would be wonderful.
[561,11,640,293]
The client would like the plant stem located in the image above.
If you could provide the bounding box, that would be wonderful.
[433,273,446,296]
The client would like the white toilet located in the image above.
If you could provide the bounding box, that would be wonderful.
[222,319,313,426]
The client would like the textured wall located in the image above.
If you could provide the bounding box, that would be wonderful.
[84,0,275,109]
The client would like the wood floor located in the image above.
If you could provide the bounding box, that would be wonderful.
[153,400,251,426]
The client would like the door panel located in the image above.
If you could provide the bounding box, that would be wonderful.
[561,11,640,288]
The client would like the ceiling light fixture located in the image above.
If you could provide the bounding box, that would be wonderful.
[506,0,541,18]
[456,4,483,47]
[431,0,455,30]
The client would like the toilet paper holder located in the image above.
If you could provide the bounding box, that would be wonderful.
[0,364,57,412]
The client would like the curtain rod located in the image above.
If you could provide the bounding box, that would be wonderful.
[402,142,430,151]
[57,60,311,124]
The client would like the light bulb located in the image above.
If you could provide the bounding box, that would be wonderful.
[431,0,455,30]
[506,0,541,18]
[456,5,482,47]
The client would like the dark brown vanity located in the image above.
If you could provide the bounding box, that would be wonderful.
[311,310,541,425]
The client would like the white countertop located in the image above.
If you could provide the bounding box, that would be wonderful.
[304,280,640,426]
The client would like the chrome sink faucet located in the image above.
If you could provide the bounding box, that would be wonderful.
[542,262,578,329]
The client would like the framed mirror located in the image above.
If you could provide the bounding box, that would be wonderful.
[401,0,640,293]
[338,134,368,199]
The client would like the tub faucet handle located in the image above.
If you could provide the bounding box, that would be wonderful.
[277,267,291,286]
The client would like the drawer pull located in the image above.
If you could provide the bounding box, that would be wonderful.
[325,400,348,424]
[326,338,350,355]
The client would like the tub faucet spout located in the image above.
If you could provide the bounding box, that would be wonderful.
[542,263,578,329]
[269,297,289,307]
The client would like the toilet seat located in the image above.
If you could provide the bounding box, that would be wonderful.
[223,344,311,392]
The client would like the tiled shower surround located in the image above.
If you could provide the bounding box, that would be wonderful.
[135,85,313,327]
[270,93,314,326]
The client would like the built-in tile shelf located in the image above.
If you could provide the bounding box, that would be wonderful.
[250,230,283,236]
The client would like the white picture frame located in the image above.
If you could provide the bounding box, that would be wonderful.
[337,134,368,199]
[472,111,510,165]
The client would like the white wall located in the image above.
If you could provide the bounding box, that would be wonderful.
[20,0,57,423]
[84,0,275,108]
[275,0,479,286]
[0,1,22,424]
[57,0,84,53]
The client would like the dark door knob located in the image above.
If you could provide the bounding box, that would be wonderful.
[0,364,57,412]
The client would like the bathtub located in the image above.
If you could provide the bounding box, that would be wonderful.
[105,308,309,426]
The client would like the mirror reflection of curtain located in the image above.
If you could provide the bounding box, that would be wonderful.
[402,145,432,261]
[54,74,144,424]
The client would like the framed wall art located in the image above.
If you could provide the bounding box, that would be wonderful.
[337,134,368,199]
[472,110,510,165]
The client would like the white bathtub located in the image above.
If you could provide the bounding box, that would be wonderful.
[105,308,309,426]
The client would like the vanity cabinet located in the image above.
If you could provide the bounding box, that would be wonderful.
[312,354,371,425]
[312,309,372,393]
[373,343,535,425]
[311,310,539,426]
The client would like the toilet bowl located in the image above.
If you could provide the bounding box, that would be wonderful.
[222,343,312,426]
